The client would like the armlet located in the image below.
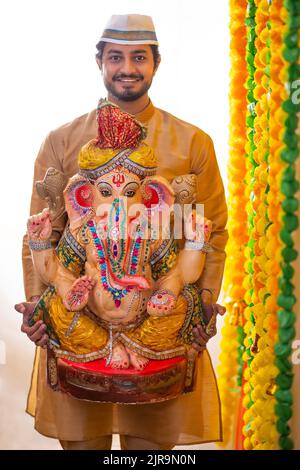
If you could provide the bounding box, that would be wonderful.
[56,224,86,276]
[150,236,179,281]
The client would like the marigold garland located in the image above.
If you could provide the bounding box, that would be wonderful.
[241,0,280,451]
[220,0,299,450]
[242,0,258,451]
[217,0,248,448]
[274,0,300,451]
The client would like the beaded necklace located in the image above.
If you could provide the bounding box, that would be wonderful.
[86,216,147,308]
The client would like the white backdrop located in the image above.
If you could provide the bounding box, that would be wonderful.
[0,0,230,450]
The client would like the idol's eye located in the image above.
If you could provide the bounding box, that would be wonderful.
[100,189,112,197]
[124,190,136,198]
[97,181,113,198]
[123,182,139,198]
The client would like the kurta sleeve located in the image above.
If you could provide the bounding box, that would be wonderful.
[22,132,67,301]
[190,131,228,302]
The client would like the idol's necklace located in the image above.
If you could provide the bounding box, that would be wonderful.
[86,218,144,308]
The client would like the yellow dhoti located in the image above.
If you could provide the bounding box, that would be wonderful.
[36,290,190,361]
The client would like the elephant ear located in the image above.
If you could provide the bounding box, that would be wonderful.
[36,167,68,221]
[171,174,197,204]
[141,175,175,212]
[64,175,94,229]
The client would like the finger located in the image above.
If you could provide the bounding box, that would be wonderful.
[192,325,210,343]
[14,303,26,314]
[27,319,45,333]
[28,324,47,342]
[41,207,50,218]
[36,334,49,348]
[197,337,207,347]
[32,214,39,224]
[201,304,214,322]
[192,326,202,341]
[27,216,35,227]
[216,304,226,315]
[192,342,205,352]
[200,328,215,341]
[192,333,207,348]
[21,319,43,335]
[195,325,211,342]
[15,302,36,317]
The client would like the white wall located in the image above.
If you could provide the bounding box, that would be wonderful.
[0,0,230,450]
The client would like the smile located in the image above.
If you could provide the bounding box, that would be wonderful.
[116,78,141,82]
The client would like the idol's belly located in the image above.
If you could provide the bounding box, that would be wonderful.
[85,262,152,325]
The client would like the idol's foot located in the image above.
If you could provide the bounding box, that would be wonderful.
[110,343,130,369]
[126,347,149,371]
[64,275,96,311]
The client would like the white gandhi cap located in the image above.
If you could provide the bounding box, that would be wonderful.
[99,14,159,46]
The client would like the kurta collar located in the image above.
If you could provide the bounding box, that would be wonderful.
[133,99,155,123]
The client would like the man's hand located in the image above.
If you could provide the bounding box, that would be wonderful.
[14,300,48,348]
[192,303,226,353]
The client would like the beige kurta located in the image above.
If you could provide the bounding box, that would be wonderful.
[23,100,228,445]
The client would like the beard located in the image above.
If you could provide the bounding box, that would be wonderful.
[104,74,153,102]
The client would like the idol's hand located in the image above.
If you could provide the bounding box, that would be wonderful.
[27,208,52,241]
[15,298,48,348]
[147,289,176,316]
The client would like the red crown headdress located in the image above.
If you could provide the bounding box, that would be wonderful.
[96,98,147,149]
[78,99,156,180]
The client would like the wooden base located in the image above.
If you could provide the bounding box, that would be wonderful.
[47,349,196,404]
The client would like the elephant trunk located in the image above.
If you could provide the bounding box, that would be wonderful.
[105,199,150,291]
[109,270,150,290]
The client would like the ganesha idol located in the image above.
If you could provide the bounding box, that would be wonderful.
[27,99,214,404]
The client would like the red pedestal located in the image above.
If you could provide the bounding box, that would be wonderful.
[47,351,191,404]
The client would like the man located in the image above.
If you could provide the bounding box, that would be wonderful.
[15,14,228,450]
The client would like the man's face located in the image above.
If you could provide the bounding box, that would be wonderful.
[99,44,158,102]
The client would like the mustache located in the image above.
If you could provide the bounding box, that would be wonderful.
[113,74,144,81]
